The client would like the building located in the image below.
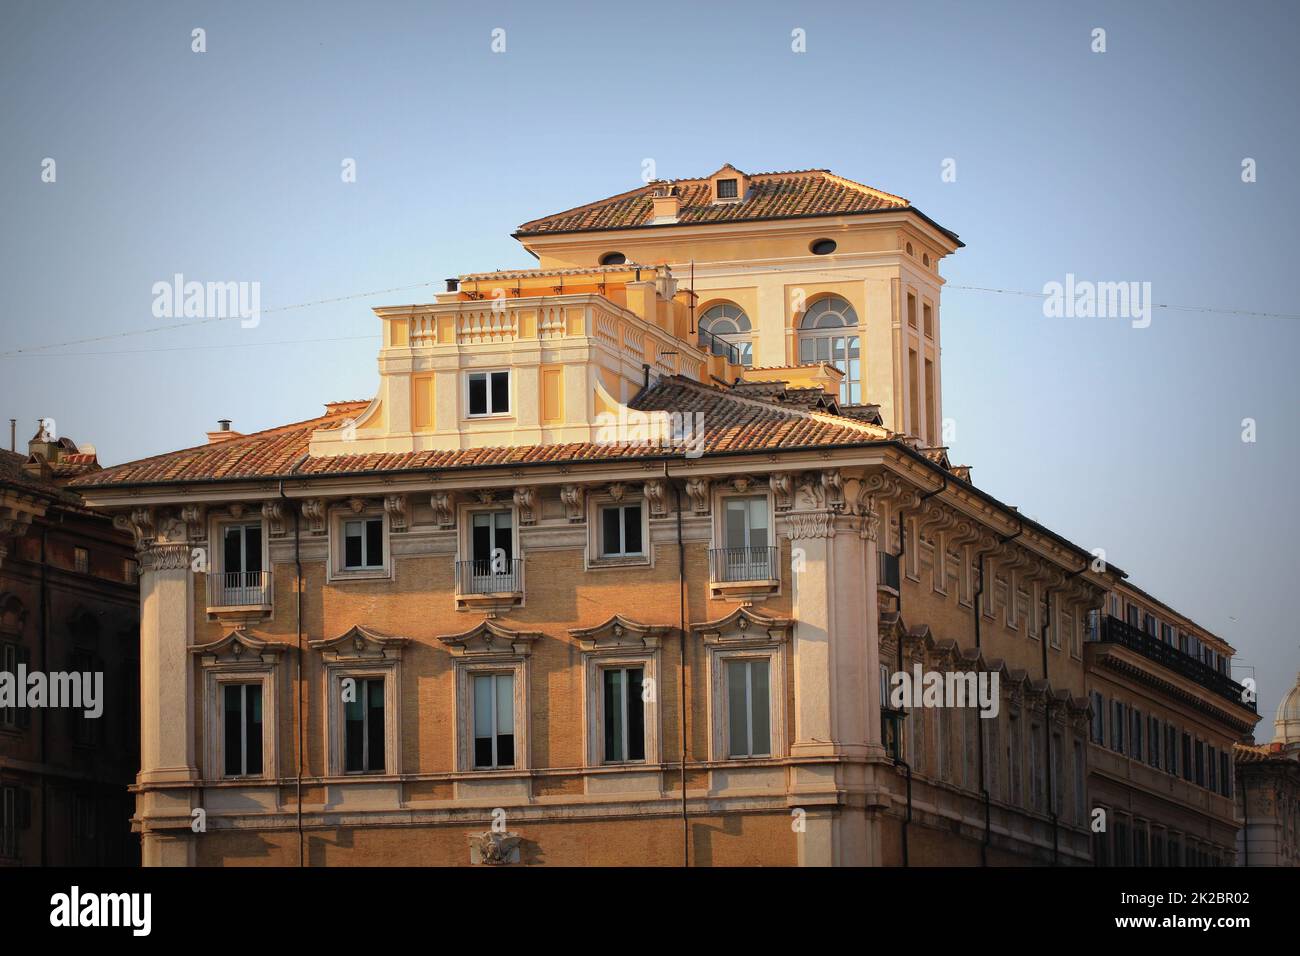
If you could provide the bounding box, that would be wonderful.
[1235,672,1300,866]
[70,165,1259,866]
[0,424,140,866]
[1084,582,1256,865]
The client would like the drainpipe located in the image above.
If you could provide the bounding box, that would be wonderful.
[893,476,946,866]
[973,522,1021,865]
[664,463,688,867]
[279,480,304,867]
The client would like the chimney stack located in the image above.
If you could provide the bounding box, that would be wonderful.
[651,183,680,224]
[206,419,243,444]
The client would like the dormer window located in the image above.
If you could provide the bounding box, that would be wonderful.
[467,370,510,417]
[716,178,738,200]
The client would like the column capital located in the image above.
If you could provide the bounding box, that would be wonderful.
[139,542,192,573]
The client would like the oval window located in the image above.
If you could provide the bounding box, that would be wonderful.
[810,239,837,256]
[599,252,626,266]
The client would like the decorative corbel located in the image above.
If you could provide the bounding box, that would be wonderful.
[607,482,627,503]
[642,479,667,518]
[431,491,456,529]
[560,484,585,523]
[475,488,497,505]
[513,487,536,526]
[261,501,286,537]
[769,473,794,512]
[384,493,408,533]
[181,504,207,542]
[820,469,845,512]
[684,478,709,515]
[300,498,327,536]
[347,496,367,515]
[113,507,156,550]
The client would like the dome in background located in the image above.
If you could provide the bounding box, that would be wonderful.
[1274,671,1300,748]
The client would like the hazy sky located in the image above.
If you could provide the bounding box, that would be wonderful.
[2,1,1297,734]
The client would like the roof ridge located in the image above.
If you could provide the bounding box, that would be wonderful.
[653,374,886,438]
[819,171,910,206]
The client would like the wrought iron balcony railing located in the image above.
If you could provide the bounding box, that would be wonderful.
[207,570,272,608]
[709,546,779,584]
[1098,615,1254,711]
[456,558,524,596]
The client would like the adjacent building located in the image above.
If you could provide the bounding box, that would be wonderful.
[0,425,140,866]
[69,165,1262,865]
[1235,672,1300,866]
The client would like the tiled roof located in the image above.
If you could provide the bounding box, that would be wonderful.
[70,380,890,490]
[0,449,81,504]
[1234,742,1300,764]
[516,168,959,240]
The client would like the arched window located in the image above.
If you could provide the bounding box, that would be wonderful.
[798,296,861,403]
[698,303,753,366]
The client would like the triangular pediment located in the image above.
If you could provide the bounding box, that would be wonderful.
[439,619,541,658]
[308,624,410,660]
[568,615,670,651]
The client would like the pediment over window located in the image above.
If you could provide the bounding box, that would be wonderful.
[308,624,410,661]
[439,619,540,658]
[190,628,289,665]
[691,606,791,646]
[568,615,671,652]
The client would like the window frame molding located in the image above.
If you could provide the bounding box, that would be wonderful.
[191,629,285,782]
[308,625,408,777]
[439,619,538,772]
[464,368,513,420]
[570,616,666,768]
[326,501,392,583]
[692,607,791,762]
[586,490,652,570]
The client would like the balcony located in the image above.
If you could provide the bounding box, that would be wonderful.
[708,546,779,602]
[455,558,524,611]
[1097,615,1255,712]
[206,570,272,618]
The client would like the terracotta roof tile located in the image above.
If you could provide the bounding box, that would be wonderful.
[70,379,890,490]
[515,168,956,238]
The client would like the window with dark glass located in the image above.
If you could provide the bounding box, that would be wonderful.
[1165,723,1178,775]
[468,370,510,416]
[223,522,263,578]
[600,504,643,558]
[1089,691,1104,744]
[716,178,738,199]
[726,658,771,758]
[1182,732,1193,781]
[1149,715,1160,768]
[602,667,645,763]
[810,238,837,255]
[473,673,515,768]
[344,678,385,773]
[599,251,626,266]
[223,683,263,776]
[343,517,383,569]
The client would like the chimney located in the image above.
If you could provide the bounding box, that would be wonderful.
[206,418,243,444]
[651,183,680,224]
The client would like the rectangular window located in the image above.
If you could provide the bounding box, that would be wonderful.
[222,683,263,777]
[922,302,933,337]
[467,370,510,416]
[473,673,515,769]
[1051,731,1064,816]
[600,504,643,557]
[726,658,771,758]
[1165,723,1178,775]
[716,177,738,199]
[1134,822,1149,866]
[1090,691,1104,744]
[223,522,263,576]
[1029,723,1044,811]
[1087,609,1100,642]
[1220,752,1231,797]
[1182,732,1193,782]
[1114,818,1130,866]
[1161,622,1174,645]
[344,677,385,773]
[343,517,384,570]
[1,643,20,729]
[1144,613,1158,637]
[1008,713,1022,806]
[907,293,917,328]
[1208,745,1217,792]
[602,667,645,763]
[1195,740,1206,787]
[720,496,771,580]
[1149,715,1160,768]
[74,547,89,574]
[1131,708,1142,761]
[1110,700,1124,752]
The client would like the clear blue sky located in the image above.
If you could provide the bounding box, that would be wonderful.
[2,0,1297,732]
